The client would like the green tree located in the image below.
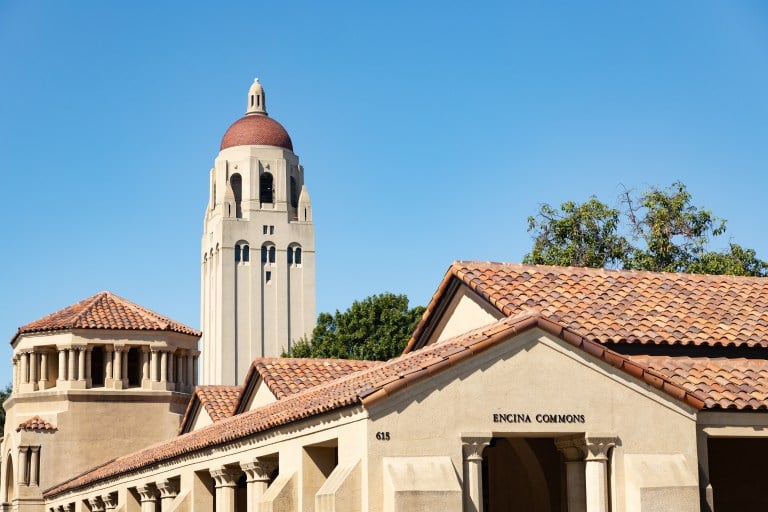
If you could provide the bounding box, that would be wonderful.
[0,382,11,432]
[284,293,426,361]
[524,182,767,277]
[523,198,629,268]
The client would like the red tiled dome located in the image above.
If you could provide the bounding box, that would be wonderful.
[220,114,293,151]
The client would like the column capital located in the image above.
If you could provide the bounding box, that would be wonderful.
[210,467,240,488]
[585,435,617,462]
[157,479,178,499]
[88,497,105,512]
[71,343,87,351]
[555,435,587,462]
[101,493,117,509]
[136,484,158,502]
[462,433,492,462]
[112,344,126,352]
[241,457,278,482]
[29,445,40,454]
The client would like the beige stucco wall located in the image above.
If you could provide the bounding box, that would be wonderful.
[425,285,503,346]
[363,329,700,512]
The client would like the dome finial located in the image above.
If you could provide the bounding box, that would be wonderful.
[246,78,267,116]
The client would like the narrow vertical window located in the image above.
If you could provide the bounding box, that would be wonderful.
[290,177,298,208]
[230,173,243,218]
[260,172,274,204]
[269,246,276,263]
[235,244,241,263]
[242,245,250,262]
[288,247,294,265]
[262,245,268,263]
[295,247,302,265]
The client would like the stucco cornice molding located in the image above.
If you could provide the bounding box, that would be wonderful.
[210,467,240,488]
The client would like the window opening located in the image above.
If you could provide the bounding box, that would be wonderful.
[91,346,105,387]
[260,172,274,204]
[235,244,241,263]
[127,348,141,387]
[290,177,298,208]
[263,225,268,235]
[288,247,293,265]
[295,248,302,265]
[269,246,275,263]
[242,245,250,262]
[230,174,243,218]
[270,225,275,235]
[265,271,272,283]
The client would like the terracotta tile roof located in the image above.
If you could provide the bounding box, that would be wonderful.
[178,385,242,434]
[233,357,379,412]
[407,262,768,351]
[11,291,201,344]
[44,311,702,498]
[629,355,768,410]
[17,416,56,432]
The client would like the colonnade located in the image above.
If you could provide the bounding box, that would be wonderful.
[13,345,200,393]
[462,433,616,512]
[54,458,278,512]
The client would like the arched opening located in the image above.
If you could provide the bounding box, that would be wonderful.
[127,348,141,387]
[288,245,302,266]
[268,246,275,263]
[235,244,241,263]
[260,172,274,204]
[483,437,564,512]
[230,174,243,218]
[4,453,14,505]
[295,247,302,265]
[290,177,298,208]
[91,346,105,387]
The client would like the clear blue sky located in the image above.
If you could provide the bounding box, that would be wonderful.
[1,1,767,385]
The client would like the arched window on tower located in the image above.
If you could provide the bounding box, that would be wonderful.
[235,242,250,264]
[261,243,276,264]
[235,245,241,263]
[290,177,298,209]
[230,173,243,218]
[242,245,250,262]
[260,172,274,204]
[288,244,303,266]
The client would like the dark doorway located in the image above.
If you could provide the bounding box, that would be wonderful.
[482,437,564,512]
[127,348,141,387]
[91,346,105,386]
[709,437,768,511]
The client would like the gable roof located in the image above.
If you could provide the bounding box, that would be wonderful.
[179,385,242,433]
[407,261,768,352]
[44,310,705,498]
[11,291,201,344]
[233,357,380,413]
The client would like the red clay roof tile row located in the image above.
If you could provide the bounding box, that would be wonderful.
[12,292,201,344]
[17,416,56,432]
[408,262,768,351]
[44,310,699,498]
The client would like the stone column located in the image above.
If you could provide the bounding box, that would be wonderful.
[102,494,117,511]
[186,353,194,391]
[585,435,616,512]
[18,447,28,485]
[192,351,200,388]
[67,349,75,382]
[29,351,38,388]
[168,351,175,390]
[88,497,105,512]
[12,355,18,392]
[20,351,29,384]
[77,347,86,382]
[150,350,159,383]
[175,353,184,389]
[39,352,49,388]
[121,349,129,384]
[57,348,67,384]
[29,446,40,486]
[210,467,240,512]
[85,347,92,386]
[141,347,150,388]
[160,351,168,384]
[113,346,123,389]
[556,435,587,512]
[242,458,278,509]
[462,434,491,512]
[104,346,113,386]
[137,485,158,512]
[157,479,178,512]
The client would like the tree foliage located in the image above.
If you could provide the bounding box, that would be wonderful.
[0,382,11,433]
[524,182,767,277]
[284,293,426,361]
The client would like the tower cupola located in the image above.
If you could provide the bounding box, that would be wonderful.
[246,78,267,115]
